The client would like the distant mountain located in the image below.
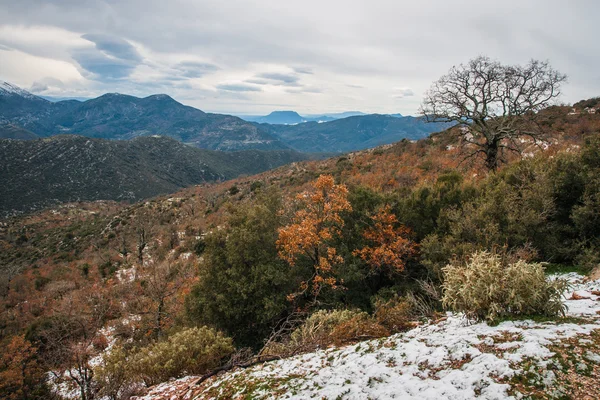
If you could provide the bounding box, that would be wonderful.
[0,135,307,215]
[248,111,306,125]
[0,82,287,151]
[41,96,90,102]
[241,111,368,124]
[305,111,366,120]
[262,114,451,153]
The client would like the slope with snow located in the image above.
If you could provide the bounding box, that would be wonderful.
[135,273,600,400]
[0,81,41,99]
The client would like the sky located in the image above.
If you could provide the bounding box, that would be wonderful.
[0,0,599,116]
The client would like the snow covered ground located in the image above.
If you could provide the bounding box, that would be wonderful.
[137,273,600,399]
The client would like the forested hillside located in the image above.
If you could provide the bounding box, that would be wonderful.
[0,135,308,216]
[1,99,599,398]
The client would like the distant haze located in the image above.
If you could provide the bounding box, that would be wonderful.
[0,0,598,115]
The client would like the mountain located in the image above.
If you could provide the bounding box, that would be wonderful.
[240,111,367,124]
[0,135,307,215]
[0,82,287,151]
[41,96,90,102]
[1,82,440,153]
[248,111,307,124]
[304,111,366,120]
[262,114,451,153]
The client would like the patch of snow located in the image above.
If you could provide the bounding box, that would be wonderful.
[0,81,40,99]
[193,273,600,399]
[107,273,600,400]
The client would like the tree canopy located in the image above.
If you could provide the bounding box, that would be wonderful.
[421,56,567,171]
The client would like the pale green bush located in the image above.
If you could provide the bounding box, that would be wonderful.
[94,345,140,400]
[442,251,568,322]
[130,326,234,386]
[265,309,388,357]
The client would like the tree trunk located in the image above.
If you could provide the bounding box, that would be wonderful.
[485,140,499,172]
[137,228,146,266]
[155,298,164,338]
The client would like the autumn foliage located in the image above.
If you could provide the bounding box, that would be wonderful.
[0,335,44,399]
[354,205,416,276]
[277,175,352,299]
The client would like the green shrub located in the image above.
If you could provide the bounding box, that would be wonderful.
[442,251,568,322]
[94,345,139,400]
[130,326,234,386]
[186,189,298,349]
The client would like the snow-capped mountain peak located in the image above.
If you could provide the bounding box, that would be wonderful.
[0,81,40,99]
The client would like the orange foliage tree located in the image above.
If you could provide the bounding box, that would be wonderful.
[277,175,352,301]
[0,335,45,399]
[353,205,416,277]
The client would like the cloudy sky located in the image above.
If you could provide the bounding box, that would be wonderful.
[0,0,598,115]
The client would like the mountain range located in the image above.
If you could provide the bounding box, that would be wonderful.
[0,82,286,151]
[0,135,308,215]
[0,82,446,153]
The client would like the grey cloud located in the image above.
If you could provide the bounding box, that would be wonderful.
[72,48,137,79]
[285,86,323,94]
[173,61,219,78]
[245,73,303,87]
[0,43,12,51]
[393,88,414,98]
[256,72,301,86]
[81,33,142,62]
[29,77,64,93]
[30,81,49,92]
[73,33,142,80]
[294,67,313,74]
[217,83,262,92]
[245,78,271,85]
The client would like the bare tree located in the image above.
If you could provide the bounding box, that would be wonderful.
[40,288,115,400]
[420,56,567,171]
[137,260,192,338]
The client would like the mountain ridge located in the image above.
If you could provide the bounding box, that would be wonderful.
[1,82,446,153]
[0,82,288,151]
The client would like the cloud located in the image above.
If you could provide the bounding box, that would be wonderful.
[0,0,598,114]
[294,66,313,74]
[72,33,142,80]
[285,86,323,94]
[392,87,414,99]
[255,72,301,86]
[173,61,219,78]
[81,33,142,62]
[72,48,137,79]
[216,82,262,92]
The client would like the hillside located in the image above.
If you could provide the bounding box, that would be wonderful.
[0,135,307,215]
[0,123,39,140]
[0,83,288,151]
[0,101,599,400]
[263,114,452,153]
